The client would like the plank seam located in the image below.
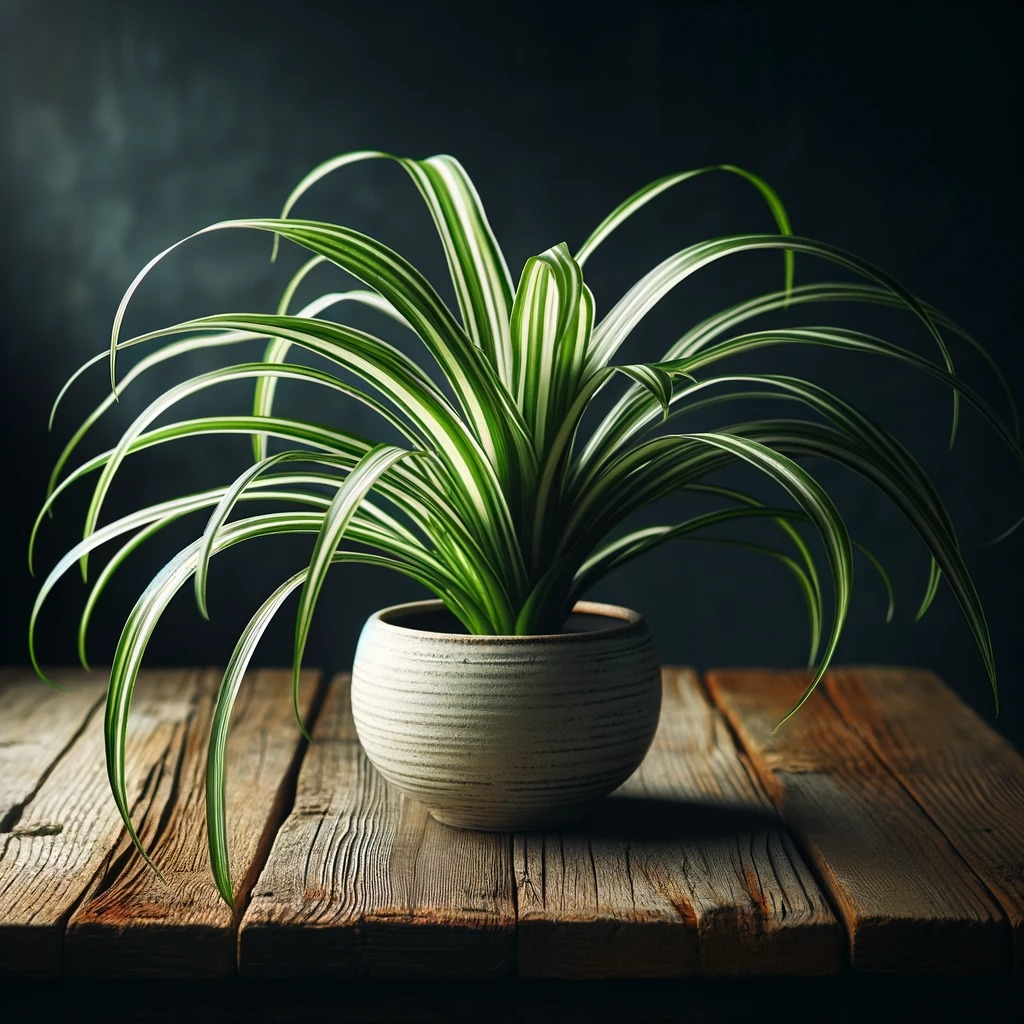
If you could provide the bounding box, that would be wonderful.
[232,669,332,963]
[820,673,1013,945]
[697,669,849,954]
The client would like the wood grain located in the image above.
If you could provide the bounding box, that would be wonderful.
[823,667,1024,972]
[515,668,841,978]
[0,668,109,974]
[63,668,321,978]
[707,668,1011,972]
[239,674,517,978]
[0,668,107,832]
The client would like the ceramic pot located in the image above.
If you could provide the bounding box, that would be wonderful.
[350,599,662,830]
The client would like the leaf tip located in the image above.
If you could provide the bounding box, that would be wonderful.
[77,634,91,671]
[29,650,63,691]
[983,514,1024,547]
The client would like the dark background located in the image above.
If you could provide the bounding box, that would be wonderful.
[1,0,1021,748]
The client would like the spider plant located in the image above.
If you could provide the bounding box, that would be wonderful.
[29,150,1021,908]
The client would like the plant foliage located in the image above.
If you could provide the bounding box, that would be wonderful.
[30,150,1021,906]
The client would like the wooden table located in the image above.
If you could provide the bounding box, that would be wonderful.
[1,664,1021,997]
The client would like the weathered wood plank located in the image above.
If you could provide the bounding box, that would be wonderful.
[707,668,1012,972]
[239,674,516,978]
[0,668,109,975]
[515,668,841,978]
[1,668,211,976]
[63,668,321,978]
[0,667,108,831]
[822,667,1024,973]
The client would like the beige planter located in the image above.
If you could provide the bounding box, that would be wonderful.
[350,599,662,830]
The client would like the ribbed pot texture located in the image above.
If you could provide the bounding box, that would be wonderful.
[350,599,662,830]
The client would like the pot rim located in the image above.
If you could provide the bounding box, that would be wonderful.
[366,599,647,644]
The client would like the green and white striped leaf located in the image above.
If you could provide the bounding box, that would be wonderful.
[732,418,999,709]
[103,314,526,597]
[292,443,427,730]
[193,449,427,620]
[527,360,674,578]
[674,283,1020,433]
[575,164,793,298]
[672,431,854,726]
[574,503,823,662]
[78,359,418,572]
[584,235,960,444]
[204,530,460,906]
[109,216,534,489]
[510,242,586,455]
[103,510,444,894]
[252,285,410,461]
[275,150,515,382]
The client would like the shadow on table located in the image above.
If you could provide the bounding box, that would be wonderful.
[561,794,778,843]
